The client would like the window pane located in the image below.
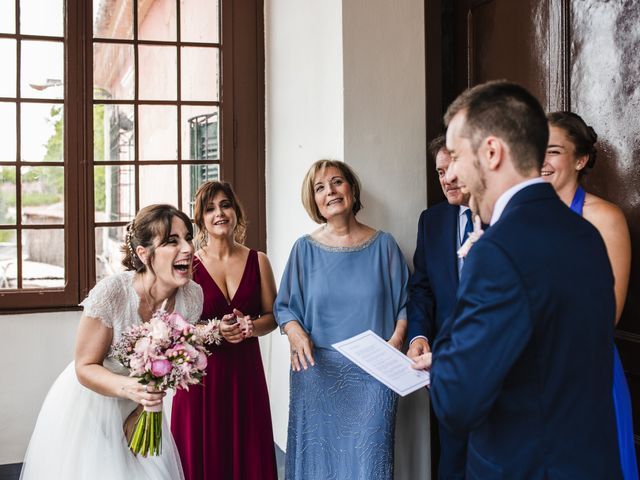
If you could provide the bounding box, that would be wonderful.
[94,43,135,100]
[22,228,64,288]
[139,105,178,161]
[181,47,219,102]
[20,0,63,37]
[139,46,177,101]
[94,104,135,162]
[139,164,178,208]
[94,165,135,223]
[95,225,126,283]
[0,229,17,289]
[21,165,64,224]
[181,106,219,161]
[0,103,17,161]
[93,0,133,40]
[139,0,176,41]
[21,41,64,100]
[181,163,219,217]
[0,166,17,225]
[0,1,15,34]
[180,0,219,43]
[0,40,16,97]
[20,103,63,162]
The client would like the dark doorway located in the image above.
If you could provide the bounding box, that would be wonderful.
[425,0,640,474]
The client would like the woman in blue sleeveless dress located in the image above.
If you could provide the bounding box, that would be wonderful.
[274,160,409,479]
[543,111,637,479]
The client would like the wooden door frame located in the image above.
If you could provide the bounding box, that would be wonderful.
[424,0,446,208]
[225,0,266,253]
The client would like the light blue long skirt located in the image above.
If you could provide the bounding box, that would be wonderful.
[285,348,398,480]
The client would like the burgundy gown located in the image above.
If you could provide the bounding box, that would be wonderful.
[171,250,278,480]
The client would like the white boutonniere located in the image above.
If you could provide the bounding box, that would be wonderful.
[457,214,485,259]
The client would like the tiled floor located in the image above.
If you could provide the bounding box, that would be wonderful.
[0,463,20,480]
[275,443,286,479]
[1,444,285,480]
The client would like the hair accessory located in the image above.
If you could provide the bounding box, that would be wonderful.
[125,221,136,258]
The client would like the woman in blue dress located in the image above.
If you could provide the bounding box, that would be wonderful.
[543,111,637,479]
[274,160,409,480]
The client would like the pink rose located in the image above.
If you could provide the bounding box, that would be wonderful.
[182,343,198,360]
[134,337,151,354]
[150,359,172,377]
[129,355,145,374]
[167,312,190,331]
[195,351,208,370]
[149,317,170,342]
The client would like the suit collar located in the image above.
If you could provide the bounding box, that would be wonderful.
[490,177,545,225]
[497,182,558,223]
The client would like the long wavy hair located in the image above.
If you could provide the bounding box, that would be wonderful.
[193,181,247,248]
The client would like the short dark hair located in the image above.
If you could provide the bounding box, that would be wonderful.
[547,111,598,179]
[444,80,549,175]
[428,134,447,162]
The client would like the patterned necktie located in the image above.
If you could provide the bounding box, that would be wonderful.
[462,209,473,244]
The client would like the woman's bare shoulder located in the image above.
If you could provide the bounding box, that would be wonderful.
[256,250,272,263]
[583,193,628,232]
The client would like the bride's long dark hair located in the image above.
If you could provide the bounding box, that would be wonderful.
[121,204,193,273]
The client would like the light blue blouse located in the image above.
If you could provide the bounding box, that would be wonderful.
[274,230,409,348]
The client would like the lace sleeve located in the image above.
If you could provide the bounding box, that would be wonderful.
[79,274,125,328]
[181,280,204,324]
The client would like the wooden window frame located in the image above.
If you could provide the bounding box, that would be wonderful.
[0,0,265,314]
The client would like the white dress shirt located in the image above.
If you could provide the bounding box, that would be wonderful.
[490,177,545,226]
[457,205,470,274]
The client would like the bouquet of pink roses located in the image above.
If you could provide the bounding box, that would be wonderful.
[113,301,222,457]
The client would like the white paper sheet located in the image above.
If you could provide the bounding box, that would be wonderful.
[332,330,430,397]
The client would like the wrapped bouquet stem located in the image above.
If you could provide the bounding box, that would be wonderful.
[114,301,222,457]
[127,392,163,456]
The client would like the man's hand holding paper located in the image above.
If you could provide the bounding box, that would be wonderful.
[332,330,430,397]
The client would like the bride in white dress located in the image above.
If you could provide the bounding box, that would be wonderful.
[20,204,203,480]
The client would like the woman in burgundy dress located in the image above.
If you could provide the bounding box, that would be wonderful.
[171,181,278,480]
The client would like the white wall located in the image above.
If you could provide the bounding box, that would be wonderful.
[262,0,345,448]
[0,311,80,464]
[342,2,430,478]
[264,0,430,477]
[342,0,426,266]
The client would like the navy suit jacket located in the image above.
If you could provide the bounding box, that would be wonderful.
[407,201,460,343]
[430,183,621,479]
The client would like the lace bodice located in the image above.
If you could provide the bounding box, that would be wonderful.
[80,271,203,373]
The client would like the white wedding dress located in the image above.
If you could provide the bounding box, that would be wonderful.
[20,271,203,480]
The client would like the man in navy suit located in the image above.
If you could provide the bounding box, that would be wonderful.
[407,134,471,479]
[414,80,621,479]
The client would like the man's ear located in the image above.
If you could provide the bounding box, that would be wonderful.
[484,136,504,171]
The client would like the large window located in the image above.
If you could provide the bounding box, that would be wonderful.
[0,0,265,311]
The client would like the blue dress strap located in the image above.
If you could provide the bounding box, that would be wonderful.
[569,185,586,216]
